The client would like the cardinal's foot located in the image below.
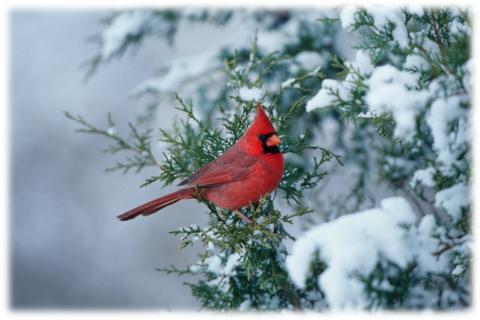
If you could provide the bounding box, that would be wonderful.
[233,210,253,224]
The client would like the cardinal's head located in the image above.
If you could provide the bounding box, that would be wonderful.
[240,105,281,155]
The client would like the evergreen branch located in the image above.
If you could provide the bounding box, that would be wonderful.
[156,264,193,276]
[429,11,454,76]
[64,111,160,174]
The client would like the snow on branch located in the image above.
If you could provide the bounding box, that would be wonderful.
[286,197,450,309]
[131,50,222,96]
[101,10,153,61]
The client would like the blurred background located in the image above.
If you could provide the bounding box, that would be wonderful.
[10,10,251,309]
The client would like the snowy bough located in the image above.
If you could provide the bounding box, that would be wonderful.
[290,6,471,309]
[68,7,471,310]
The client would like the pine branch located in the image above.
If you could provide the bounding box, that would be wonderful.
[64,111,160,174]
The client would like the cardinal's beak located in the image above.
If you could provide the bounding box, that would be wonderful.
[266,134,281,147]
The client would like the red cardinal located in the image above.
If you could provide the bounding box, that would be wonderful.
[117,105,284,222]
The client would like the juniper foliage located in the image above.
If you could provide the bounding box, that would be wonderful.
[67,7,471,311]
[293,7,471,309]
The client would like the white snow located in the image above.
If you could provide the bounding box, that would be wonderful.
[199,252,243,292]
[281,78,296,89]
[368,64,418,92]
[306,80,349,112]
[203,252,242,276]
[294,51,327,70]
[131,50,220,95]
[346,50,374,76]
[286,197,417,309]
[453,118,470,155]
[107,126,116,136]
[189,264,201,273]
[286,197,457,309]
[239,299,252,311]
[391,24,409,48]
[410,167,435,188]
[207,241,215,252]
[239,87,263,101]
[450,18,470,35]
[408,30,439,57]
[462,59,473,92]
[223,253,241,276]
[101,11,151,60]
[339,6,359,30]
[451,265,464,276]
[340,6,409,47]
[205,255,222,273]
[422,38,441,57]
[367,7,409,48]
[366,64,429,141]
[255,18,298,53]
[406,5,424,16]
[426,96,468,168]
[357,111,377,119]
[256,31,288,53]
[435,184,470,222]
[384,156,415,176]
[413,215,449,273]
[404,54,430,71]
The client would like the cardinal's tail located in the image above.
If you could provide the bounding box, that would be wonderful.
[117,188,195,221]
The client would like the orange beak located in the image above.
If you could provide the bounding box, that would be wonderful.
[266,134,281,147]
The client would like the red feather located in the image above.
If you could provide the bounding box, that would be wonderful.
[117,105,284,221]
[117,188,194,221]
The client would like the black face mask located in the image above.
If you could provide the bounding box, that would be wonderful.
[258,132,281,154]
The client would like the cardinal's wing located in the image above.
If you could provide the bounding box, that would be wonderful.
[177,148,256,187]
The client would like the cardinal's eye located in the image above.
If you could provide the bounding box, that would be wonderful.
[258,132,281,154]
[258,132,276,142]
